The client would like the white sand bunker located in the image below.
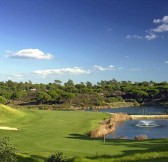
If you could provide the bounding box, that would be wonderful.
[0,126,18,130]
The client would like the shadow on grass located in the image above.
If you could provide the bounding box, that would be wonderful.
[86,154,168,162]
[85,138,168,162]
[17,154,46,162]
[67,133,106,142]
[67,133,91,140]
[67,134,168,162]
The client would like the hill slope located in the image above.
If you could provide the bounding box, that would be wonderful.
[0,104,25,122]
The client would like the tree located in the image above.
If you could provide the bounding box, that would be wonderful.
[147,88,159,99]
[54,80,62,85]
[75,83,86,93]
[61,92,76,106]
[86,81,92,88]
[10,91,27,103]
[37,91,51,104]
[64,79,76,93]
[47,90,59,101]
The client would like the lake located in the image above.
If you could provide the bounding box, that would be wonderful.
[91,106,168,139]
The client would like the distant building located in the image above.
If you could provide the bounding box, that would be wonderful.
[30,88,37,91]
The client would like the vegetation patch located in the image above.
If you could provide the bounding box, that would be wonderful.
[1,79,168,109]
[89,113,130,138]
[134,135,148,140]
[0,137,17,162]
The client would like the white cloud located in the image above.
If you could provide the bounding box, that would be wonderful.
[130,68,141,71]
[153,19,162,24]
[34,65,119,77]
[153,16,168,24]
[0,73,24,81]
[126,35,143,40]
[11,74,23,77]
[152,23,168,32]
[8,49,54,60]
[145,33,157,40]
[0,64,122,82]
[34,67,91,76]
[127,16,168,41]
[93,65,116,71]
[126,33,157,41]
[152,16,168,33]
[165,61,168,64]
[93,65,105,71]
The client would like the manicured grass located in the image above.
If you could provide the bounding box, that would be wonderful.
[0,105,168,161]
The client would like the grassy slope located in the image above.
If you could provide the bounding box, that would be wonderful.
[0,105,168,161]
[0,104,25,123]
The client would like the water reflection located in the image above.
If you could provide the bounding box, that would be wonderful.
[98,106,168,115]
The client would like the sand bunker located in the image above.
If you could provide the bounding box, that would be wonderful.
[0,126,18,130]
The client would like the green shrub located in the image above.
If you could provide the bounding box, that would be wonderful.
[0,137,17,162]
[0,96,7,104]
[46,152,69,162]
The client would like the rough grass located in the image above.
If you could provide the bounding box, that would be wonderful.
[0,106,167,162]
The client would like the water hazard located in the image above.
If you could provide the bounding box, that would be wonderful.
[89,106,168,139]
[106,119,168,139]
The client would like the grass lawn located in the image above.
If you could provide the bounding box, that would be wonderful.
[0,104,168,162]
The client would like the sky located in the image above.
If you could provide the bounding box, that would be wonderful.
[0,0,168,84]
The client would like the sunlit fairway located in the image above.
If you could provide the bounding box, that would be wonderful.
[0,105,168,162]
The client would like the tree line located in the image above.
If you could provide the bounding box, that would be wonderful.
[0,79,168,108]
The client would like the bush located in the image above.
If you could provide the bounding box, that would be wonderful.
[134,135,148,140]
[0,96,7,104]
[0,137,17,162]
[46,152,69,162]
[105,96,123,103]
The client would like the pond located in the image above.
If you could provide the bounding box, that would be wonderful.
[98,106,168,115]
[88,106,168,139]
[106,119,168,139]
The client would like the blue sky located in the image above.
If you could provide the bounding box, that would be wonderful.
[0,0,168,83]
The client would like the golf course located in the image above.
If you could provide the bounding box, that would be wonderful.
[0,104,168,162]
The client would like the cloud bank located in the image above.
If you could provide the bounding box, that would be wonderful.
[33,65,120,78]
[34,67,91,76]
[0,65,120,80]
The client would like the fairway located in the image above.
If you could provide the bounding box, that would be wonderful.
[0,105,168,161]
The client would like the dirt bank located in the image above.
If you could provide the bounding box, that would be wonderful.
[130,115,168,119]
